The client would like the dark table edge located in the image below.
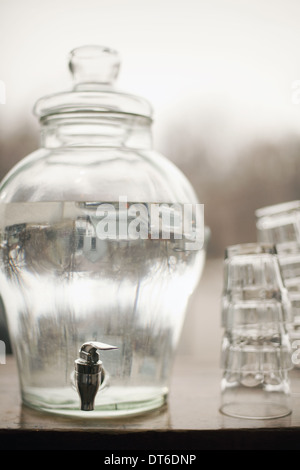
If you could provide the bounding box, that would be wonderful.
[1,427,300,450]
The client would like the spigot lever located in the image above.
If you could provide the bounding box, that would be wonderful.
[75,341,117,411]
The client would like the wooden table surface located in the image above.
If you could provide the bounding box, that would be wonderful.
[1,354,300,450]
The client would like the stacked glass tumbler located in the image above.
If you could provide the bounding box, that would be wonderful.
[220,243,293,419]
[256,201,300,380]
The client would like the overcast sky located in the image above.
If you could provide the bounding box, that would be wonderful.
[1,0,300,154]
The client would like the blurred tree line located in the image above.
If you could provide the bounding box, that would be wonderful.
[162,124,300,257]
[0,124,39,178]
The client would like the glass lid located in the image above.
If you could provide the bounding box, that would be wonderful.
[34,45,153,120]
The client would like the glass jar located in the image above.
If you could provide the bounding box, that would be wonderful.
[0,46,206,417]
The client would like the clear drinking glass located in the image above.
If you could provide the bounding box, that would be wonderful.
[256,203,300,381]
[220,243,292,419]
[221,330,292,372]
[256,201,300,244]
[220,328,292,419]
[222,300,291,330]
[220,334,292,419]
[275,242,300,293]
[0,46,206,417]
[223,243,290,305]
[220,361,292,420]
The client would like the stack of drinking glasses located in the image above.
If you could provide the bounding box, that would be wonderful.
[256,201,300,387]
[220,243,293,419]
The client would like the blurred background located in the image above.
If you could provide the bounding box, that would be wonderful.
[1,0,300,364]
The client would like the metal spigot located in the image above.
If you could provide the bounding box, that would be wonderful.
[75,341,117,411]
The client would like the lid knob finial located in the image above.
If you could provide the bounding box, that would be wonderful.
[69,45,120,87]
